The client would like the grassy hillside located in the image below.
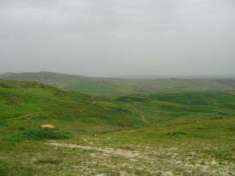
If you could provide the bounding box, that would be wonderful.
[0,80,235,175]
[1,72,235,96]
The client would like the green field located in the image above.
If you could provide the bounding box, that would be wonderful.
[0,77,235,175]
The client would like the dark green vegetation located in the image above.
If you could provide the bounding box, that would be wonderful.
[0,78,234,175]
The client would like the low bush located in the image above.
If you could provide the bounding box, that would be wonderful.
[22,128,71,140]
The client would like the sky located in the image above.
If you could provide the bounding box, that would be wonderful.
[0,0,235,77]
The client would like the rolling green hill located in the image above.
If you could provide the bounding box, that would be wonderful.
[1,72,235,96]
[0,79,235,175]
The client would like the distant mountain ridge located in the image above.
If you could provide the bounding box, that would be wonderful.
[1,72,235,96]
[0,71,89,83]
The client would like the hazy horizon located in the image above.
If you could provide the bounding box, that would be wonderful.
[0,0,235,77]
[1,71,235,79]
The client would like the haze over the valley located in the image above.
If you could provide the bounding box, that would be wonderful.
[0,0,235,77]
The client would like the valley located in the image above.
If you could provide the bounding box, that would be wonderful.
[0,76,234,175]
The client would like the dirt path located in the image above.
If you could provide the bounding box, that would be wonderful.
[131,105,148,123]
[4,113,40,121]
[47,142,139,159]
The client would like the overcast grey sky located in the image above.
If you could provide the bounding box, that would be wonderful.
[0,0,234,77]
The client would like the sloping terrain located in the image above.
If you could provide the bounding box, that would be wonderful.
[1,72,235,96]
[0,80,234,175]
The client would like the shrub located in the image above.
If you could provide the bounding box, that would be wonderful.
[165,131,187,138]
[117,95,149,103]
[22,128,71,140]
